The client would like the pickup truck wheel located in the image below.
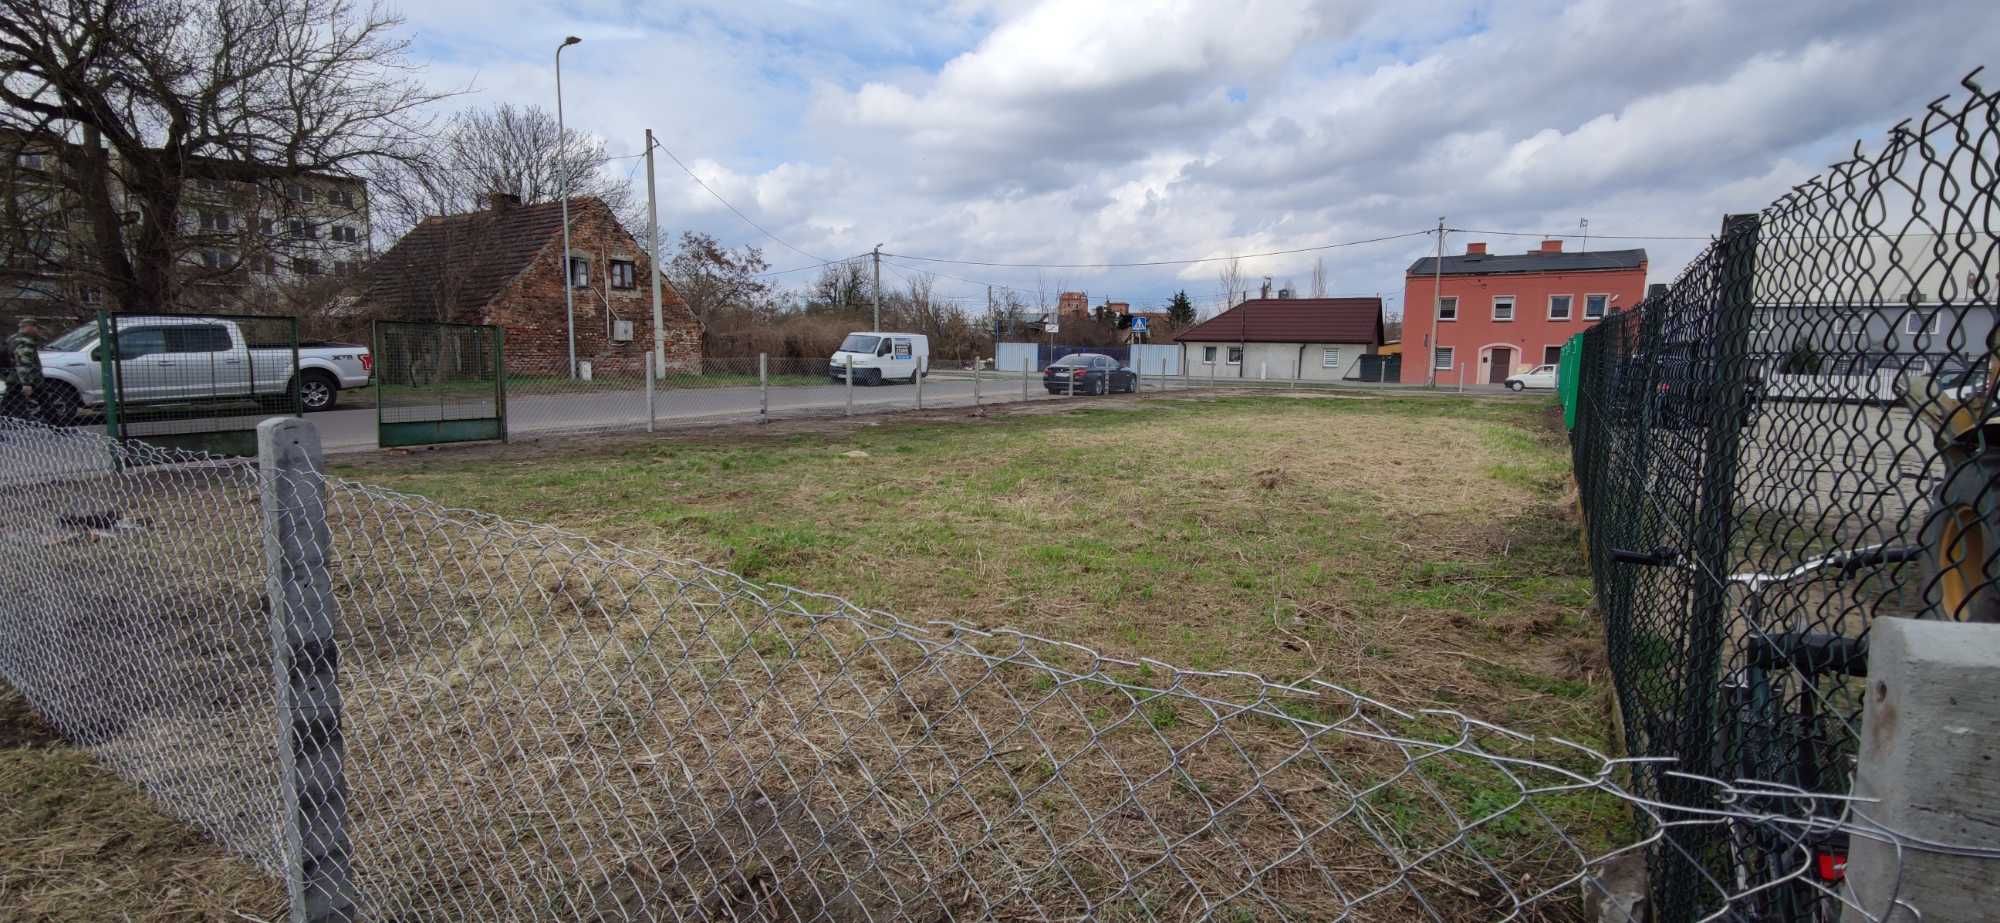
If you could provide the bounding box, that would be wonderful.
[36,382,81,426]
[296,371,339,412]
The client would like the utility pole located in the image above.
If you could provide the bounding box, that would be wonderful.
[1579,217,1590,253]
[1427,216,1445,387]
[555,36,582,379]
[872,244,883,331]
[644,129,665,377]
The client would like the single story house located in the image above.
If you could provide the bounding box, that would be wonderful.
[354,193,701,374]
[1172,296,1385,380]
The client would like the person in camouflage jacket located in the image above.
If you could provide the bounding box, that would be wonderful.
[3,317,45,421]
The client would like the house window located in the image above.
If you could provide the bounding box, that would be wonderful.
[1904,311,1940,335]
[1437,296,1458,321]
[250,254,277,274]
[286,183,315,205]
[1492,295,1516,321]
[287,217,317,239]
[1321,347,1340,369]
[1543,345,1563,365]
[331,224,359,243]
[16,152,44,170]
[1434,346,1454,370]
[259,217,277,236]
[1548,294,1572,321]
[293,257,321,276]
[568,256,590,288]
[1584,294,1609,319]
[333,260,354,275]
[78,287,103,306]
[1202,345,1217,364]
[609,259,637,290]
[1227,346,1243,366]
[330,188,355,208]
[199,248,234,269]
[198,209,231,232]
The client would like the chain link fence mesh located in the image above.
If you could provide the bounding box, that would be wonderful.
[3,413,1988,921]
[1570,70,2000,921]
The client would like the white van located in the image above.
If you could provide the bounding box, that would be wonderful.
[829,332,929,385]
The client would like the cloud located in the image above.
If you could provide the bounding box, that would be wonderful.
[391,0,2000,312]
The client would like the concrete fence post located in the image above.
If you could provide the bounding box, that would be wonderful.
[1023,357,1032,400]
[845,362,854,417]
[645,360,656,433]
[1842,618,2000,922]
[972,363,982,407]
[1134,358,1143,395]
[915,359,924,410]
[758,354,768,423]
[256,418,359,923]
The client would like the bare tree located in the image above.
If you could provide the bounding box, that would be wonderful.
[374,103,637,236]
[1310,258,1328,298]
[0,0,448,312]
[1215,256,1244,316]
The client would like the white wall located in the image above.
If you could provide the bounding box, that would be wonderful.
[1180,341,1374,381]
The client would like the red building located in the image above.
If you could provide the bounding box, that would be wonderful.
[1399,240,1647,385]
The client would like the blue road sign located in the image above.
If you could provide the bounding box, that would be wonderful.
[1131,316,1150,332]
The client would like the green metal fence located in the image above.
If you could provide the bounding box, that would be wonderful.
[103,311,300,457]
[373,320,505,447]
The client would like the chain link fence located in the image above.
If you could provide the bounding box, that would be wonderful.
[1569,70,2000,922]
[3,414,1986,921]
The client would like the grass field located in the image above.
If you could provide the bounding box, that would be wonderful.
[338,393,1605,741]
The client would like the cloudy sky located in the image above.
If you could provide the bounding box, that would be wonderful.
[396,0,2000,318]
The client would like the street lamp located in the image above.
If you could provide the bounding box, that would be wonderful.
[556,35,582,378]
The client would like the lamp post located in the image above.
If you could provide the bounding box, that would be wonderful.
[556,35,581,379]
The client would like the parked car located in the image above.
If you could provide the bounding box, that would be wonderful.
[1504,364,1559,391]
[1043,353,1136,395]
[3,316,372,422]
[829,332,930,385]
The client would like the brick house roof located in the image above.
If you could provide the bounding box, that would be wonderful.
[357,196,686,321]
[1172,297,1384,344]
[1406,248,1647,277]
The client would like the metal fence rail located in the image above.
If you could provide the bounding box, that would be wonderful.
[1569,70,2000,923]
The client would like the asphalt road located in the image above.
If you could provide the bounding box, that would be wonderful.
[315,374,1069,451]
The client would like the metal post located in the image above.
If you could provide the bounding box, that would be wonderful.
[645,360,655,433]
[845,361,854,416]
[494,326,508,444]
[1427,216,1444,387]
[973,363,982,407]
[256,418,357,923]
[1135,358,1143,395]
[758,353,769,422]
[556,37,582,379]
[1023,356,1032,400]
[1662,213,1761,923]
[645,128,666,378]
[914,359,924,410]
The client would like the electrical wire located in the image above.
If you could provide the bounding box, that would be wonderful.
[880,229,1435,269]
[1448,227,1716,241]
[647,137,833,265]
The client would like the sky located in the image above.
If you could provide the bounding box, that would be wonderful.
[393,0,2000,319]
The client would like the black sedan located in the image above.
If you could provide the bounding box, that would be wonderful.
[1044,353,1137,395]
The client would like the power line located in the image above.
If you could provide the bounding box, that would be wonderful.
[880,229,1434,270]
[647,137,833,265]
[753,252,871,279]
[1448,227,1716,241]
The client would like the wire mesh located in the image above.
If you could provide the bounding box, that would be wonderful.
[373,321,502,446]
[1569,69,2000,922]
[0,414,1989,921]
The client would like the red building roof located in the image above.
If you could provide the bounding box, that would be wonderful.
[1171,297,1384,344]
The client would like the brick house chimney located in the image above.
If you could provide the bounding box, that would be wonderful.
[1539,239,1563,254]
[486,191,521,211]
[1465,242,1487,255]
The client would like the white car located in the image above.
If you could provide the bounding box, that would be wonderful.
[1504,363,1559,391]
[6,316,373,421]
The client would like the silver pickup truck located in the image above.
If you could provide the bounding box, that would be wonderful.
[5,315,372,422]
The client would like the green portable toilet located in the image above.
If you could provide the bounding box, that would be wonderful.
[1558,334,1583,430]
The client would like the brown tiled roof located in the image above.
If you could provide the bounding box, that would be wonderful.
[1171,297,1383,344]
[355,197,575,321]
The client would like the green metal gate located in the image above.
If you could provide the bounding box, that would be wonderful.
[101,311,301,457]
[374,320,505,447]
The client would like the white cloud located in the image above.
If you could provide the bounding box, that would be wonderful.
[391,0,2000,309]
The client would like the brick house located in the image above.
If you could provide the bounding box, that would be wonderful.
[1400,240,1647,384]
[354,194,700,373]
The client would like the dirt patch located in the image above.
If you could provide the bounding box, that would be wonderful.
[0,690,59,749]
